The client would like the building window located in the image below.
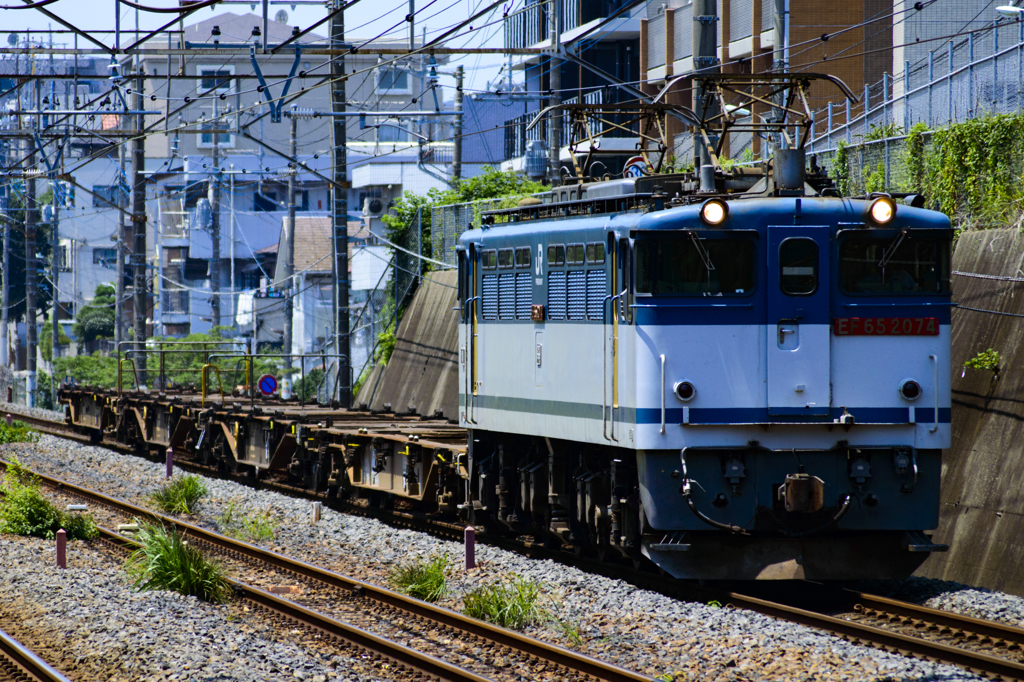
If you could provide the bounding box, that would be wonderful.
[56,239,74,272]
[197,66,234,93]
[198,122,235,149]
[377,122,408,142]
[377,67,410,94]
[92,247,117,266]
[316,283,333,307]
[164,323,191,336]
[165,183,208,209]
[92,185,127,209]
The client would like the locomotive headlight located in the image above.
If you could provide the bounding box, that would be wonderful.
[700,199,729,225]
[898,379,922,401]
[869,196,896,224]
[674,381,696,402]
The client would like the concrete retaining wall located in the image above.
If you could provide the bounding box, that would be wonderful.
[919,228,1024,594]
[354,270,459,420]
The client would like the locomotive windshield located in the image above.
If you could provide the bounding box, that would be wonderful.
[635,235,757,296]
[839,234,951,295]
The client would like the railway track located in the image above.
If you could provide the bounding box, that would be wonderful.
[7,406,1024,679]
[0,455,651,682]
[0,627,71,682]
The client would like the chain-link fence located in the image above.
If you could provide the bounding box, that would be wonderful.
[809,24,1024,155]
[350,209,425,383]
[431,199,507,267]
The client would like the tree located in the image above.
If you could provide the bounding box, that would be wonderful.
[0,187,55,323]
[367,168,546,369]
[72,283,116,346]
[40,312,71,363]
[381,166,547,265]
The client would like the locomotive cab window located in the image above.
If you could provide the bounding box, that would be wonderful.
[634,234,756,296]
[482,250,497,269]
[547,245,565,266]
[498,249,514,269]
[839,232,951,295]
[515,247,531,268]
[779,238,819,295]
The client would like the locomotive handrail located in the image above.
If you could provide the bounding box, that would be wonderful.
[463,296,481,424]
[602,292,623,442]
[929,354,939,434]
[201,364,225,407]
[660,354,666,435]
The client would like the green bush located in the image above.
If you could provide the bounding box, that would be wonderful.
[389,552,451,602]
[0,457,98,540]
[148,475,208,515]
[0,420,39,444]
[964,348,1001,375]
[462,575,548,630]
[125,521,232,603]
[216,501,278,542]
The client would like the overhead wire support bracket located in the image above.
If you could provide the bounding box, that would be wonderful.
[251,45,302,123]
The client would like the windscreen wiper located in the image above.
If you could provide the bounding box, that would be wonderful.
[877,229,909,269]
[688,231,716,273]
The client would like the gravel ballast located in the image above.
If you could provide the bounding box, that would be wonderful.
[0,426,996,681]
[0,534,392,682]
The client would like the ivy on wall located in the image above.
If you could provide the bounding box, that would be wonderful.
[826,111,1024,230]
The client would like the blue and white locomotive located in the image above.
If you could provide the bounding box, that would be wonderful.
[456,153,951,580]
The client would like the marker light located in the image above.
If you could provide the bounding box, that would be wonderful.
[899,379,922,401]
[869,196,896,224]
[674,381,696,402]
[700,199,729,225]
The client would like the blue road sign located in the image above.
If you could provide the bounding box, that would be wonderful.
[258,374,278,396]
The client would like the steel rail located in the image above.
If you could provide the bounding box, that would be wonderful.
[97,529,492,682]
[0,626,72,682]
[0,457,650,682]
[15,402,1024,678]
[846,590,1024,648]
[716,590,1024,680]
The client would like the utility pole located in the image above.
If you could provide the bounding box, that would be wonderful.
[772,0,788,148]
[131,70,147,386]
[1,174,9,368]
[115,139,126,351]
[547,0,562,186]
[229,164,235,330]
[25,137,37,406]
[50,174,60,363]
[692,0,721,174]
[209,96,221,331]
[283,105,297,370]
[453,65,464,180]
[330,2,350,406]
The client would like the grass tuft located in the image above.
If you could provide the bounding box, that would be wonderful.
[462,574,549,630]
[0,457,97,540]
[389,552,451,602]
[556,617,584,647]
[216,501,278,542]
[0,420,38,445]
[148,475,208,515]
[124,520,232,603]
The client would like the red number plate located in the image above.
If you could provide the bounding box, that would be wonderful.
[833,317,940,336]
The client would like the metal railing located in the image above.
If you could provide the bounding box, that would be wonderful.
[809,23,1024,157]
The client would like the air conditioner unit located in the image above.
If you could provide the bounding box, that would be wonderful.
[363,197,387,218]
